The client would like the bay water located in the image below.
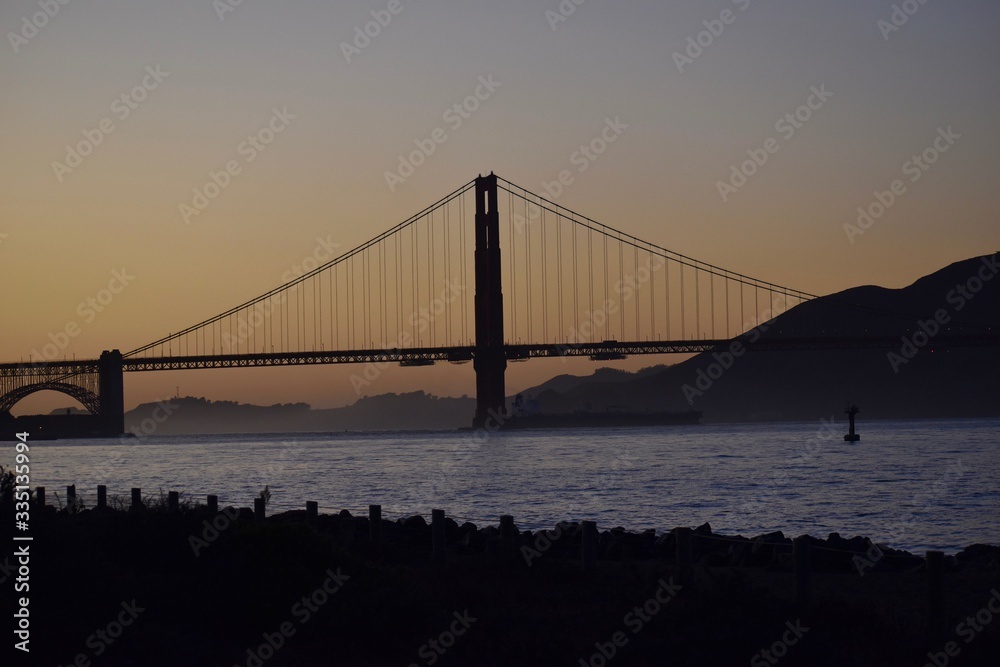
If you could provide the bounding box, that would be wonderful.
[13,418,999,554]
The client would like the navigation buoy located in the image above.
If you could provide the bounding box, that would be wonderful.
[844,403,860,442]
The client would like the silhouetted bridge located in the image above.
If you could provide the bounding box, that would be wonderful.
[2,174,997,435]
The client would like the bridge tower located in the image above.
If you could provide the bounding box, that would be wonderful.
[98,349,125,435]
[473,174,507,428]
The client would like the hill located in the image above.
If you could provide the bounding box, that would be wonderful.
[124,392,476,435]
[517,252,1000,422]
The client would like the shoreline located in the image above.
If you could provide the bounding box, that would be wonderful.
[6,496,1000,665]
[16,480,999,557]
[21,487,1000,563]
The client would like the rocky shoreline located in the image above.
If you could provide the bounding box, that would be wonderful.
[276,507,998,572]
[4,500,999,666]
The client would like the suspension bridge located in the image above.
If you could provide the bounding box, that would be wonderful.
[1,174,995,436]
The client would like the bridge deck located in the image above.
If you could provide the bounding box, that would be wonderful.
[2,334,997,375]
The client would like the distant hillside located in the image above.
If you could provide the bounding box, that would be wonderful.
[124,392,476,435]
[517,252,1000,422]
[524,365,671,396]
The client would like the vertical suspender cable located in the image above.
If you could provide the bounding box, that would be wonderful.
[541,207,547,343]
[695,263,701,339]
[557,209,563,342]
[680,263,685,339]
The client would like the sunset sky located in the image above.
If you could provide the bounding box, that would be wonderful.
[2,0,998,414]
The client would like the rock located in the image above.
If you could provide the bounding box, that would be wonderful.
[955,544,1000,566]
[756,530,787,543]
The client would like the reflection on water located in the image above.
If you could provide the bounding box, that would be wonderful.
[14,418,1000,554]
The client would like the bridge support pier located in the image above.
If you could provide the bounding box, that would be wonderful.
[98,350,125,436]
[473,174,507,429]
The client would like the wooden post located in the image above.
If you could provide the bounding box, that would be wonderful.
[674,527,693,580]
[793,536,811,609]
[168,491,179,513]
[97,485,107,509]
[306,501,318,527]
[500,515,516,555]
[581,520,598,573]
[432,509,446,561]
[927,550,945,635]
[207,494,218,513]
[254,497,266,522]
[369,504,382,543]
[35,486,45,508]
[66,485,76,513]
[131,487,142,511]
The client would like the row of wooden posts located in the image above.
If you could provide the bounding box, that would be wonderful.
[42,485,948,626]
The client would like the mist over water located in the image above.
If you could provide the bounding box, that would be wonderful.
[22,419,1000,554]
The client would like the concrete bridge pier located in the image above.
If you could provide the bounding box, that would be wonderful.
[99,349,125,436]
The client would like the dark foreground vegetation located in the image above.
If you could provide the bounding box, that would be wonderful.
[2,495,999,666]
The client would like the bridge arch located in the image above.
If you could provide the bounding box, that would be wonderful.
[0,382,101,416]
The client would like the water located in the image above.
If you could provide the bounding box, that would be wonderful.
[10,419,1000,554]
